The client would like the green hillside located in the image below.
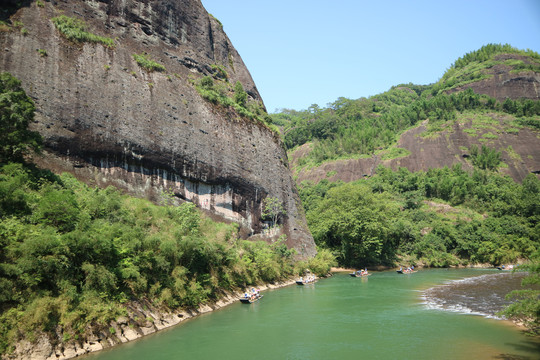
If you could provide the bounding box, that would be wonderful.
[433,43,540,94]
[300,166,540,268]
[272,44,540,172]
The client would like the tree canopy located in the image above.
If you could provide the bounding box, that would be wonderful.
[0,72,42,164]
[300,166,540,268]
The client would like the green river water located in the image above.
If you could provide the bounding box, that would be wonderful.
[86,269,539,360]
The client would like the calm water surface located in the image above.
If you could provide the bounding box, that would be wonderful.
[86,269,540,360]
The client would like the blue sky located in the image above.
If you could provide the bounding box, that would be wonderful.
[201,0,540,113]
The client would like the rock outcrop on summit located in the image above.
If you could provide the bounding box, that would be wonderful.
[0,0,315,256]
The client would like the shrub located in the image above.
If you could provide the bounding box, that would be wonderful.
[469,144,501,170]
[200,76,214,89]
[234,81,247,107]
[52,15,115,48]
[210,64,228,80]
[132,53,166,72]
[0,72,42,163]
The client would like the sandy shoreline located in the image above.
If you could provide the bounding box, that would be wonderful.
[330,267,355,272]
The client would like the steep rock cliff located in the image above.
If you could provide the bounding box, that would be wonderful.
[0,0,315,256]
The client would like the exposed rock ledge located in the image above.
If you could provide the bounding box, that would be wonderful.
[3,280,297,360]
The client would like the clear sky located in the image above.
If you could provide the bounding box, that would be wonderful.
[201,0,540,113]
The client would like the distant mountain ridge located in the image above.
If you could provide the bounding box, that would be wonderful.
[279,44,540,184]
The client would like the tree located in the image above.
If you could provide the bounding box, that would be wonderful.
[469,145,501,171]
[261,196,286,227]
[306,182,399,266]
[0,72,42,163]
[499,259,540,334]
[233,81,247,107]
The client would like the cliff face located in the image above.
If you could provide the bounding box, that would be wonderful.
[0,0,315,256]
[292,117,540,185]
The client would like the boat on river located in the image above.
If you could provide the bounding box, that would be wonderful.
[349,271,371,277]
[296,279,317,285]
[239,294,263,304]
[296,276,317,285]
[397,268,417,274]
[497,265,515,271]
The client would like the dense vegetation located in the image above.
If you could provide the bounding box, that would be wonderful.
[300,165,539,268]
[499,257,540,334]
[0,165,314,353]
[0,72,335,354]
[273,44,540,169]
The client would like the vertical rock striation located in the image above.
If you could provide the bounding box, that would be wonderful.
[0,0,315,256]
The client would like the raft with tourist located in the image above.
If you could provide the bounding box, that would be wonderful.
[397,266,417,274]
[350,269,371,277]
[296,274,317,285]
[240,288,262,304]
[497,264,515,271]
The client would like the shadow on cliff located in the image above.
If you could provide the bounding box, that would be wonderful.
[0,0,32,21]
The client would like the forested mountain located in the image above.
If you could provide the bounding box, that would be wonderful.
[271,43,540,271]
[274,44,540,184]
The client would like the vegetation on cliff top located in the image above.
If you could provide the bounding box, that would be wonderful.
[194,74,280,135]
[435,43,540,93]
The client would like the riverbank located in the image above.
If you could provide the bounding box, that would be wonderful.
[4,279,298,360]
[69,269,540,360]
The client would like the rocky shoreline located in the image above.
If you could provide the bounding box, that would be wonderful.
[4,279,297,360]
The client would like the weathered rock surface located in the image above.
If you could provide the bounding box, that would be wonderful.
[0,0,315,255]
